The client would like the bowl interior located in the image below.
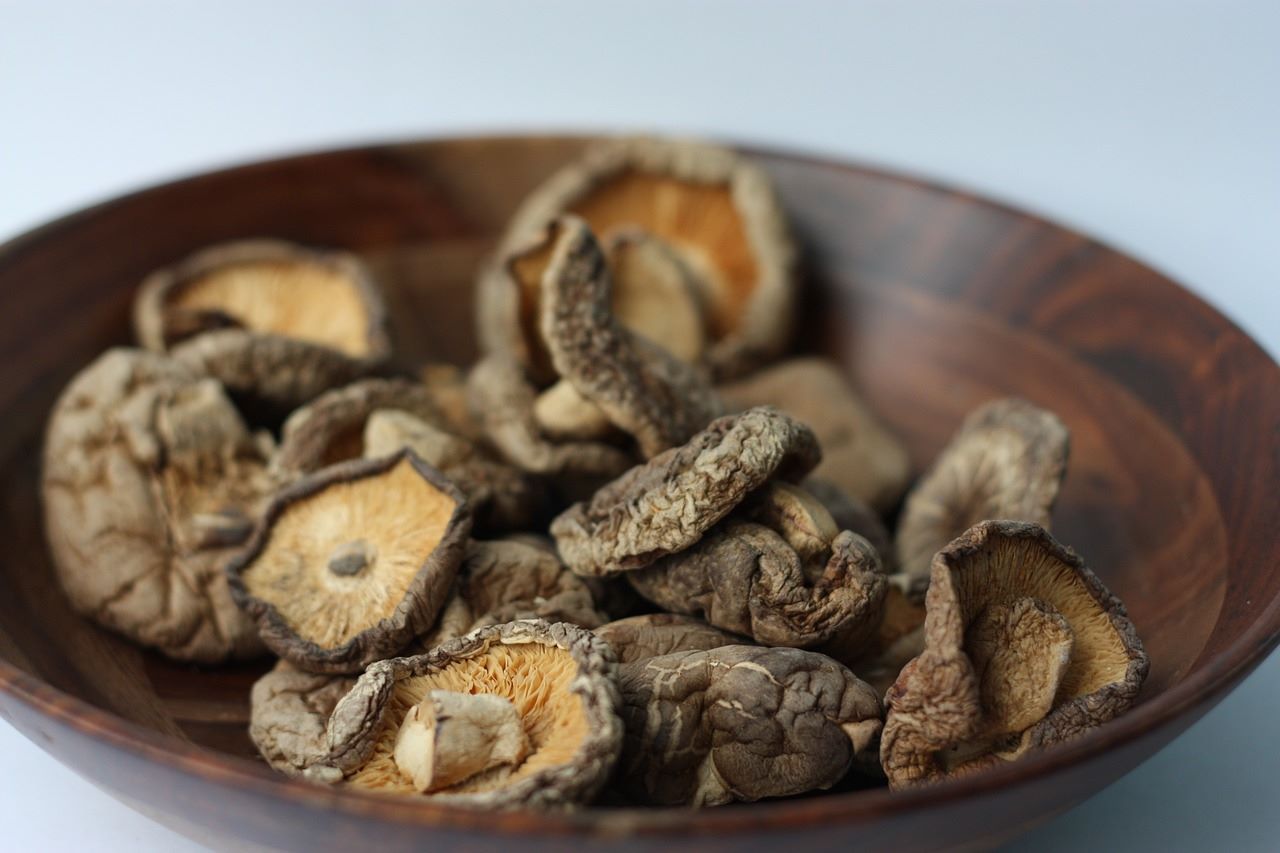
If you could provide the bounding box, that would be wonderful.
[0,136,1276,846]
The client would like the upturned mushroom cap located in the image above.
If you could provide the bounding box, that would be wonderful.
[551,407,821,577]
[895,398,1070,600]
[594,614,744,664]
[485,137,797,380]
[42,348,271,662]
[414,539,607,651]
[880,521,1148,789]
[614,645,882,806]
[719,358,912,514]
[322,620,623,810]
[228,450,471,673]
[135,239,391,410]
[249,660,357,779]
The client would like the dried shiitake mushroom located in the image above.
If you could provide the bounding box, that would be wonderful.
[880,521,1148,789]
[249,660,357,780]
[551,407,820,577]
[42,348,272,662]
[594,614,743,665]
[719,358,911,514]
[487,137,797,379]
[134,240,391,411]
[614,645,882,806]
[627,482,887,655]
[895,398,1070,600]
[415,538,607,650]
[227,450,471,673]
[320,620,622,809]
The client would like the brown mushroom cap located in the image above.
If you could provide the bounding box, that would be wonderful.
[322,620,623,810]
[895,398,1070,600]
[135,240,391,409]
[488,137,796,379]
[594,614,744,664]
[414,539,607,651]
[880,521,1148,789]
[228,450,471,673]
[719,358,912,514]
[42,348,271,662]
[550,407,821,577]
[614,645,882,806]
[249,660,357,779]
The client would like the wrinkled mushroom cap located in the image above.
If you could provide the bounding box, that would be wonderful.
[615,645,882,806]
[228,450,471,673]
[551,406,820,576]
[719,358,911,514]
[895,398,1070,600]
[135,240,391,409]
[487,137,796,379]
[323,620,623,810]
[880,521,1148,789]
[594,614,744,664]
[42,348,270,662]
[249,660,356,779]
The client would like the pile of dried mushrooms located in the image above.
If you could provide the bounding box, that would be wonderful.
[41,136,1147,810]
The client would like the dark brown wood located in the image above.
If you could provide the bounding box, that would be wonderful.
[0,136,1277,852]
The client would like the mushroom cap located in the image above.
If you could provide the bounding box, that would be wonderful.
[228,450,472,673]
[324,620,623,810]
[614,645,882,806]
[719,358,912,514]
[135,240,391,409]
[249,660,356,779]
[485,137,797,380]
[594,614,745,664]
[550,406,821,577]
[880,521,1148,789]
[895,398,1070,600]
[42,348,270,662]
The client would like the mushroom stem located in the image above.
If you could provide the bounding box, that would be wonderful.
[328,539,375,577]
[393,690,530,793]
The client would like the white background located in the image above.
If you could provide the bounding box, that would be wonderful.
[1,2,1276,851]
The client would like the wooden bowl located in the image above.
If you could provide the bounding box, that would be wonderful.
[1,136,1277,851]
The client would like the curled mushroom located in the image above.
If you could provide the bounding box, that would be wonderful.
[895,398,1070,599]
[42,349,272,662]
[594,614,743,665]
[227,450,471,673]
[719,358,911,514]
[414,538,607,651]
[249,660,357,780]
[551,407,820,577]
[880,521,1148,789]
[627,482,887,655]
[486,137,797,379]
[134,240,391,413]
[614,645,882,806]
[321,620,622,810]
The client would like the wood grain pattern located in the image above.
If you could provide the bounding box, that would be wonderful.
[0,136,1277,852]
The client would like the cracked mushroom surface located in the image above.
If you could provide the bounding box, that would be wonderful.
[614,645,882,806]
[550,407,821,577]
[719,358,912,514]
[321,620,622,810]
[134,240,391,412]
[42,348,272,662]
[488,137,797,379]
[594,614,743,664]
[249,660,357,779]
[414,538,607,651]
[895,398,1070,600]
[627,482,887,655]
[880,521,1148,789]
[228,450,471,673]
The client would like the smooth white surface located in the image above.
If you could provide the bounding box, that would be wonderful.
[1,2,1276,851]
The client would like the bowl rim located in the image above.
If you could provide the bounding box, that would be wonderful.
[2,132,1278,837]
